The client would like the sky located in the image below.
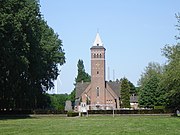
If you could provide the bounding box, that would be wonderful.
[39,0,180,94]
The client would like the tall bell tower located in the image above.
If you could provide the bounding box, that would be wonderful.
[90,33,106,105]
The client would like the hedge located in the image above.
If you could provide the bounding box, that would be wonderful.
[67,111,79,117]
[0,109,172,115]
[0,109,66,115]
[88,109,172,114]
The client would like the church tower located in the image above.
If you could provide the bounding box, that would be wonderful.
[76,33,122,110]
[90,33,106,105]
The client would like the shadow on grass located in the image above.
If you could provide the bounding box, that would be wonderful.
[0,115,33,120]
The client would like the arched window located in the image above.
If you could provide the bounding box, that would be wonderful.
[97,54,99,58]
[94,54,96,58]
[100,54,102,58]
[96,87,100,97]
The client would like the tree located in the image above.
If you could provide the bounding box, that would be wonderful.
[138,62,164,108]
[0,0,41,109]
[138,62,163,86]
[139,74,160,108]
[75,59,91,83]
[161,44,180,109]
[116,79,136,94]
[159,13,180,110]
[120,77,130,108]
[69,89,76,104]
[128,81,136,95]
[0,0,65,110]
[69,59,91,103]
[49,94,69,110]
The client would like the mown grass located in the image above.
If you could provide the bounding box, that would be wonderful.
[0,115,179,135]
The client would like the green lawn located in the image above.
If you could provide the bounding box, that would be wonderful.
[0,115,179,135]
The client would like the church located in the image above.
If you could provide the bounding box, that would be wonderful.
[75,33,121,110]
[75,33,138,110]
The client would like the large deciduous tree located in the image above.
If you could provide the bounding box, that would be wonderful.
[159,13,180,110]
[0,0,65,109]
[160,45,180,109]
[137,13,180,110]
[138,62,164,108]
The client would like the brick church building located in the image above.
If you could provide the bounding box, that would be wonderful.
[75,33,121,110]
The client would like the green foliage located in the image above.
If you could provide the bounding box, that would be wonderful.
[49,94,68,110]
[67,111,79,117]
[139,74,160,108]
[69,88,76,102]
[138,62,163,86]
[0,0,65,110]
[135,87,140,94]
[128,81,136,94]
[158,14,180,110]
[69,59,91,103]
[138,14,180,110]
[75,59,91,83]
[120,77,130,108]
[138,62,165,108]
[161,44,180,110]
[42,94,68,110]
[116,78,136,94]
[154,106,165,110]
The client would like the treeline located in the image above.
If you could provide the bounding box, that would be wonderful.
[0,0,65,110]
[138,14,180,110]
[42,94,69,110]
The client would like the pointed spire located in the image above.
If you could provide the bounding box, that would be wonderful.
[93,33,103,46]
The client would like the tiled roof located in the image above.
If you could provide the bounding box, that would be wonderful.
[75,82,90,98]
[90,46,105,49]
[75,81,138,103]
[130,95,138,103]
[106,81,120,97]
[76,81,121,99]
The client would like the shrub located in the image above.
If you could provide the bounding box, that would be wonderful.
[67,111,79,117]
[154,106,165,109]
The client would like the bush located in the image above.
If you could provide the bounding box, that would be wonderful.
[88,109,172,114]
[67,111,79,117]
[0,109,32,115]
[154,106,165,110]
[33,109,66,114]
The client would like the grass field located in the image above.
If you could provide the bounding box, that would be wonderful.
[0,115,179,135]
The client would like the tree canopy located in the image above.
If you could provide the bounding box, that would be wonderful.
[138,13,180,110]
[138,62,165,108]
[157,14,180,110]
[120,77,130,108]
[0,0,65,110]
[75,59,91,83]
[161,44,180,109]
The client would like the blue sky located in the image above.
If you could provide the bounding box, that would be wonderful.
[39,0,180,94]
